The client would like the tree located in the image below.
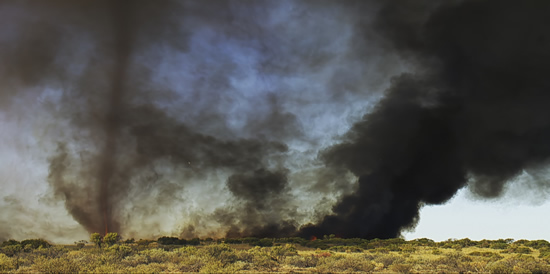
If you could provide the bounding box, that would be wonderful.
[20,239,52,249]
[188,238,200,246]
[74,240,87,249]
[90,233,102,248]
[1,239,20,247]
[158,236,187,245]
[103,232,119,246]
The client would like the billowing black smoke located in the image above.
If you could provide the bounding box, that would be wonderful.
[301,0,550,238]
[1,0,549,241]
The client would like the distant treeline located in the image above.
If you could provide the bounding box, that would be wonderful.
[151,236,550,252]
[3,236,550,253]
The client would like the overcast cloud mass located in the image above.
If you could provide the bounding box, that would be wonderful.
[1,0,549,242]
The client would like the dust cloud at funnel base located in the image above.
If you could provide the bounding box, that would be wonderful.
[0,0,549,241]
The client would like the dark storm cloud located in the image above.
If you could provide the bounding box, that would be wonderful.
[33,0,298,236]
[215,169,297,238]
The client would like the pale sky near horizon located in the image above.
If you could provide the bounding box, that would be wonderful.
[404,186,550,242]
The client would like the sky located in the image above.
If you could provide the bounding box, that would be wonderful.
[1,0,550,243]
[404,187,550,242]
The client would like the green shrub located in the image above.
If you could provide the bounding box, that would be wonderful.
[74,240,87,249]
[271,244,298,261]
[275,237,308,246]
[283,255,319,268]
[188,238,201,246]
[468,251,503,261]
[1,244,22,257]
[490,242,509,249]
[139,248,171,263]
[251,238,274,247]
[374,254,405,268]
[373,247,390,254]
[503,255,550,273]
[389,263,413,273]
[129,262,170,273]
[121,253,148,267]
[485,261,514,274]
[202,243,232,257]
[224,238,244,244]
[0,253,16,272]
[454,238,477,248]
[538,247,550,259]
[102,232,120,246]
[329,245,363,253]
[157,236,187,245]
[31,246,69,258]
[525,240,550,249]
[176,245,198,255]
[247,246,278,271]
[432,248,442,255]
[411,238,435,246]
[20,239,52,249]
[107,244,133,258]
[201,244,237,266]
[136,239,153,246]
[387,244,403,251]
[199,260,224,273]
[316,254,375,273]
[1,240,20,247]
[90,263,126,273]
[484,254,549,273]
[400,245,417,253]
[33,257,80,273]
[235,249,254,263]
[90,233,103,248]
[433,252,474,273]
[506,246,532,254]
[178,255,209,272]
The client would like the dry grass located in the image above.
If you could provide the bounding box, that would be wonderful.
[2,238,550,273]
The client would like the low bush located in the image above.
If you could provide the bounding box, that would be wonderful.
[504,245,532,254]
[316,254,376,273]
[32,256,80,273]
[329,245,363,253]
[389,262,413,273]
[283,255,319,268]
[0,253,16,272]
[0,244,22,257]
[178,255,209,272]
[468,251,504,261]
[247,246,279,271]
[270,244,298,261]
[400,244,417,253]
[201,243,237,266]
[1,240,20,247]
[157,236,187,245]
[432,248,442,255]
[106,244,133,258]
[489,242,509,249]
[373,253,405,268]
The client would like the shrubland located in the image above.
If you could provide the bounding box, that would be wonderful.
[1,235,549,273]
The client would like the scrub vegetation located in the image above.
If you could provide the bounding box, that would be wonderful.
[1,235,550,273]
